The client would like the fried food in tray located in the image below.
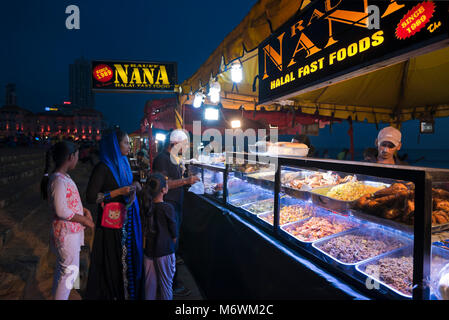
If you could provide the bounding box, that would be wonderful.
[286,172,355,190]
[324,181,386,201]
[354,182,449,226]
[283,216,357,242]
[259,204,317,226]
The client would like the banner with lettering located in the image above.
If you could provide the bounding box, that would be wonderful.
[258,1,449,104]
[92,60,177,93]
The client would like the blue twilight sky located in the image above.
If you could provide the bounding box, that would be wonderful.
[1,0,449,150]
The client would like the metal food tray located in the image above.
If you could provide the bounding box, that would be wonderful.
[228,191,272,208]
[240,199,274,215]
[355,246,414,299]
[310,181,390,212]
[247,171,276,181]
[431,221,449,234]
[280,186,311,201]
[256,198,314,227]
[280,210,361,244]
[245,169,303,190]
[244,174,275,191]
[312,226,412,268]
[280,171,341,201]
[355,244,449,299]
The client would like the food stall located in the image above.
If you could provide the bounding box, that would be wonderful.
[182,153,449,300]
[128,129,143,157]
[176,0,449,300]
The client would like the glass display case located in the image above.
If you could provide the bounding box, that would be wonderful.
[187,161,226,203]
[186,153,449,300]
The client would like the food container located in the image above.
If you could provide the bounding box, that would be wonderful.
[312,226,412,267]
[431,222,449,233]
[245,169,304,192]
[228,191,272,207]
[247,171,276,181]
[355,245,449,299]
[281,171,339,201]
[281,211,360,244]
[241,199,274,215]
[349,209,449,235]
[356,246,414,298]
[310,181,390,212]
[256,199,318,227]
[280,186,311,201]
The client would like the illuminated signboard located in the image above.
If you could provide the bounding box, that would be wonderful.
[92,60,177,93]
[258,1,449,104]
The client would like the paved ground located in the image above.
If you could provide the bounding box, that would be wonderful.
[173,259,204,300]
[0,147,203,300]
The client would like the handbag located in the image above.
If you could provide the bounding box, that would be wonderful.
[101,202,126,229]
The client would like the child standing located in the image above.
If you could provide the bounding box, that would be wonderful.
[143,173,178,300]
[41,141,95,300]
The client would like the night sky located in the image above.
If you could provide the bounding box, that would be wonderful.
[1,0,449,151]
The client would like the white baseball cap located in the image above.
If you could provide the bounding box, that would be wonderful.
[169,129,189,143]
[377,126,402,147]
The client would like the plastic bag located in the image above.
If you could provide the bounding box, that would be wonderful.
[188,181,204,195]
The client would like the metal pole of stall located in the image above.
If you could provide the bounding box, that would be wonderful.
[412,171,432,300]
[273,156,281,236]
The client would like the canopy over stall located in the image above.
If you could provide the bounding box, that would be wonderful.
[145,97,338,135]
[179,0,449,126]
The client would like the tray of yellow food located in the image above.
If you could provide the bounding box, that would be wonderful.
[310,181,389,212]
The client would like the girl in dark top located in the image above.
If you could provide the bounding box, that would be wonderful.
[142,173,178,300]
[85,129,143,300]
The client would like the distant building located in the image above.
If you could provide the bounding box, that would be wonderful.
[0,105,34,136]
[34,107,104,141]
[69,57,95,109]
[5,83,17,106]
[1,84,104,141]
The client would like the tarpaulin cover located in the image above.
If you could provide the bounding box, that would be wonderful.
[180,0,310,95]
[179,193,369,299]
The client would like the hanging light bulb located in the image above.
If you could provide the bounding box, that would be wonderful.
[193,91,205,108]
[208,79,221,104]
[231,61,243,83]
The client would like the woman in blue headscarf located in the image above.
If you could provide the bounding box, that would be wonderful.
[85,129,144,300]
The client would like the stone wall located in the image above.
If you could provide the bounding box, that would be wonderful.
[0,147,96,299]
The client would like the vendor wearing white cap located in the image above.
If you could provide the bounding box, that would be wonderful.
[375,126,403,165]
[152,129,199,296]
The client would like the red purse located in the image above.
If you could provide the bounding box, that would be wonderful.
[101,202,126,229]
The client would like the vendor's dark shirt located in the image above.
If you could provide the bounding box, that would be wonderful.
[376,156,408,165]
[144,202,178,258]
[152,150,184,206]
[394,155,408,165]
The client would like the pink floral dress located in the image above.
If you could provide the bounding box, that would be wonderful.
[48,172,85,249]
